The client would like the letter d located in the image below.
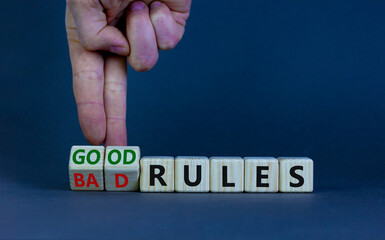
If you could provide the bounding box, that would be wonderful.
[115,174,129,188]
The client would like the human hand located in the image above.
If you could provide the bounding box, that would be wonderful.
[66,0,191,146]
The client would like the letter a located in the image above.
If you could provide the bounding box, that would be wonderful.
[86,173,100,188]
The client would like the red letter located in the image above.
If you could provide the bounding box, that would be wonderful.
[74,173,85,187]
[86,173,100,188]
[115,174,128,188]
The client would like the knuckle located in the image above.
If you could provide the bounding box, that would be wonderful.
[152,13,167,25]
[80,37,96,51]
[105,81,127,94]
[73,70,103,83]
[80,28,107,51]
[80,0,101,9]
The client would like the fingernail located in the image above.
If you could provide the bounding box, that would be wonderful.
[151,1,162,9]
[110,46,127,55]
[130,2,145,11]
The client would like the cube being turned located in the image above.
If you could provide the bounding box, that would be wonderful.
[279,157,313,192]
[140,156,174,192]
[210,157,244,192]
[69,146,105,191]
[104,146,140,191]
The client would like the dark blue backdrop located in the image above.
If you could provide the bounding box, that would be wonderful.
[0,1,384,239]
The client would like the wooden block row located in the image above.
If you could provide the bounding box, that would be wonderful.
[69,146,313,193]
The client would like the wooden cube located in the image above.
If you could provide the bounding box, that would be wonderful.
[210,157,244,192]
[279,157,313,192]
[244,157,279,192]
[140,156,174,192]
[69,145,104,191]
[104,146,140,191]
[175,156,210,192]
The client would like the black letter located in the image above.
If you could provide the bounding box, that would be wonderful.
[222,166,235,187]
[290,166,304,187]
[184,165,202,186]
[257,166,269,187]
[150,165,167,186]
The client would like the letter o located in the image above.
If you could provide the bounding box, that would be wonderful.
[108,149,121,165]
[87,149,100,165]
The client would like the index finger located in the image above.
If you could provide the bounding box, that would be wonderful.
[66,7,106,145]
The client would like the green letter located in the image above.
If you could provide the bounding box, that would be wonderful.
[123,150,136,164]
[73,149,85,164]
[87,149,100,165]
[108,149,121,165]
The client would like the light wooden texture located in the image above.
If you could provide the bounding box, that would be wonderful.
[210,157,244,192]
[140,156,174,192]
[104,146,140,191]
[279,157,313,192]
[244,157,278,192]
[68,145,104,191]
[175,156,210,192]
